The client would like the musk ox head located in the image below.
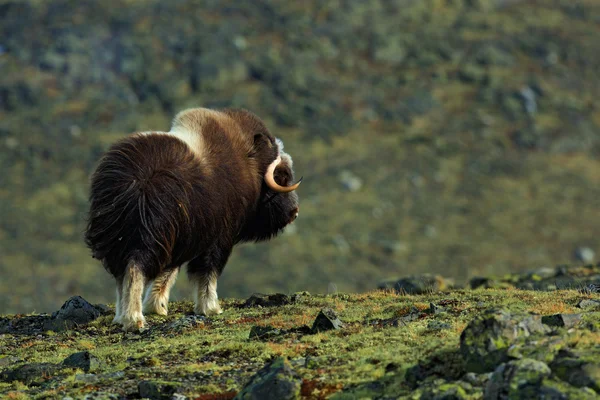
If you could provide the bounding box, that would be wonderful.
[224,109,301,242]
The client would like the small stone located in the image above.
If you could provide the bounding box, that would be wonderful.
[234,357,301,400]
[244,293,291,308]
[63,351,101,373]
[429,303,446,314]
[138,380,179,400]
[541,314,582,329]
[574,247,595,264]
[311,308,344,333]
[249,326,282,340]
[579,284,599,295]
[577,299,600,310]
[338,170,362,192]
[427,320,452,331]
[290,291,310,303]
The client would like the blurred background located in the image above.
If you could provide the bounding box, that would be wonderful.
[1,0,599,314]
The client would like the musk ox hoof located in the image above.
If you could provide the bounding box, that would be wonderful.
[195,301,223,316]
[112,315,123,325]
[120,313,146,331]
[142,298,168,316]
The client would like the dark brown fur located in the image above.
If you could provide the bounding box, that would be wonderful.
[84,108,299,296]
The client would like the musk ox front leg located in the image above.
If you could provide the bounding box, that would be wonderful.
[191,269,222,316]
[187,247,231,316]
[119,261,146,331]
[142,267,179,316]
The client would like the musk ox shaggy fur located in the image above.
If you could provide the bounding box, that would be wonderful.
[84,107,301,331]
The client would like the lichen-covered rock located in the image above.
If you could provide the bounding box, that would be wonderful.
[311,308,344,333]
[577,299,600,310]
[249,325,282,340]
[484,359,551,399]
[62,351,101,373]
[378,274,453,294]
[551,356,600,392]
[234,357,301,400]
[44,296,102,331]
[418,380,475,399]
[138,380,181,400]
[460,309,549,373]
[538,379,599,399]
[0,362,60,384]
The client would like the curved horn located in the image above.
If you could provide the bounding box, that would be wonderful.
[264,155,302,193]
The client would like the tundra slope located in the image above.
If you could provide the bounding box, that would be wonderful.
[84,108,302,331]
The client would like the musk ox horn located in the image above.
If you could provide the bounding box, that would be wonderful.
[264,155,302,193]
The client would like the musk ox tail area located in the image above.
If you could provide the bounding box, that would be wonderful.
[84,134,203,279]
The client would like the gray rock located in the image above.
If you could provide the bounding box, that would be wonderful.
[577,299,600,310]
[63,351,101,373]
[574,247,595,264]
[244,293,292,308]
[429,302,446,314]
[249,326,282,340]
[460,309,549,373]
[484,359,551,400]
[311,308,344,333]
[290,291,310,303]
[339,170,363,192]
[138,380,179,400]
[75,373,99,384]
[45,296,102,331]
[0,362,60,384]
[541,314,582,329]
[551,357,600,392]
[427,320,452,331]
[234,357,301,400]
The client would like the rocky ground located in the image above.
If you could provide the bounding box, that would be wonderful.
[0,264,598,399]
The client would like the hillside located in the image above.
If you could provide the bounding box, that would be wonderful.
[1,0,600,314]
[1,265,599,399]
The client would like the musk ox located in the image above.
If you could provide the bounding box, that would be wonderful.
[84,107,301,331]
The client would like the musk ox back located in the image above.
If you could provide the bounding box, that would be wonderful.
[84,107,301,331]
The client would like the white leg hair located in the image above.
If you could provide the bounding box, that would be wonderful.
[143,268,179,316]
[193,270,223,316]
[119,261,146,331]
[112,279,123,325]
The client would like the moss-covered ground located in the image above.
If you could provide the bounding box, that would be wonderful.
[1,286,598,399]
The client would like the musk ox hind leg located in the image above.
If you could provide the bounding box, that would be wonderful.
[119,261,146,331]
[142,267,179,316]
[112,278,123,325]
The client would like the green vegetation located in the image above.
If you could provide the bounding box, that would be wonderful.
[1,1,600,316]
[1,282,599,398]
